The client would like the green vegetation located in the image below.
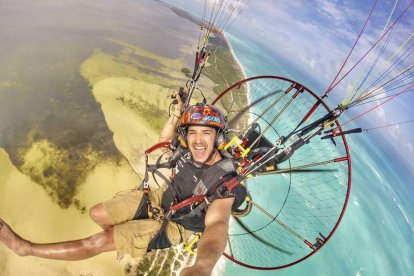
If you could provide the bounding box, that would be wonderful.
[116,95,169,133]
[18,138,114,210]
[1,68,123,210]
[201,34,249,126]
[203,35,245,95]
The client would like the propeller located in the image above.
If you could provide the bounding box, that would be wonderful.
[232,217,294,256]
[227,89,284,129]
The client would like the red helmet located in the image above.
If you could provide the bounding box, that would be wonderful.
[180,103,226,130]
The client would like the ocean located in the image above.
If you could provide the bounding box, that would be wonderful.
[220,30,414,276]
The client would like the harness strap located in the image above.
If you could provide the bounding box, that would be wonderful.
[145,145,184,188]
[168,201,207,222]
[141,141,174,188]
[139,142,177,220]
[217,176,240,194]
[193,158,236,196]
[206,177,239,204]
[168,195,206,213]
[152,169,172,187]
[147,162,171,170]
[166,176,241,220]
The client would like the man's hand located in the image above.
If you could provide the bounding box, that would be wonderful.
[159,92,184,142]
[172,93,183,117]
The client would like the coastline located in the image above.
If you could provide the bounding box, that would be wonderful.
[223,32,247,81]
[223,32,252,109]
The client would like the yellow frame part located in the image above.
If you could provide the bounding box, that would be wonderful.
[224,136,251,158]
[184,232,202,255]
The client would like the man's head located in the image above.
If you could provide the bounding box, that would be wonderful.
[180,103,226,164]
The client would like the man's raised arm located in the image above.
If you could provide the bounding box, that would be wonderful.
[180,197,235,276]
[159,94,183,143]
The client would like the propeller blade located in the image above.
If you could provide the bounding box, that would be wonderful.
[330,137,337,146]
[227,89,283,128]
[281,168,337,173]
[257,168,338,176]
[233,217,293,255]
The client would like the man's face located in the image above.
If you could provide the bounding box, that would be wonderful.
[187,125,217,163]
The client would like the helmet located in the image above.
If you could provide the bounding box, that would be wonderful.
[180,103,226,130]
[179,103,227,147]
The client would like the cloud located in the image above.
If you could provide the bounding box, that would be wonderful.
[389,124,401,141]
[242,0,412,88]
[373,104,386,121]
[405,141,414,155]
[231,0,366,84]
[185,0,413,93]
[317,0,346,22]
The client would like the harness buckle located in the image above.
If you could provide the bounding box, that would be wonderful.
[184,232,202,255]
[150,207,164,221]
[203,197,211,205]
[165,209,175,220]
[143,180,149,190]
[141,180,151,195]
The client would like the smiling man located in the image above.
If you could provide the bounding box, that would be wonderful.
[164,102,247,275]
[0,98,247,276]
[188,125,217,162]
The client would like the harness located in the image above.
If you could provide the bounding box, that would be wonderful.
[132,141,180,221]
[136,140,239,251]
[166,157,238,221]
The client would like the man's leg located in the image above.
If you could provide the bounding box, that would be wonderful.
[89,203,115,230]
[90,189,149,230]
[0,218,115,260]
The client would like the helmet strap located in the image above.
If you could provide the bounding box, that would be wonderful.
[205,148,219,165]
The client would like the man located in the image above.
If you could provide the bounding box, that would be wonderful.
[0,95,247,276]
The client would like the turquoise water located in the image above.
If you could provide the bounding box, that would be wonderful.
[223,30,414,276]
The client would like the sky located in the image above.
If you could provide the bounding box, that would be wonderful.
[162,0,414,178]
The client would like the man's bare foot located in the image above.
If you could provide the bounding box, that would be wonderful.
[0,218,31,256]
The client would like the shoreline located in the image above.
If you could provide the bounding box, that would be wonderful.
[223,32,252,108]
[223,32,247,81]
[216,33,251,275]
